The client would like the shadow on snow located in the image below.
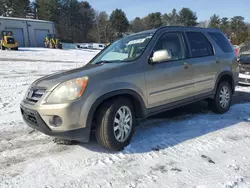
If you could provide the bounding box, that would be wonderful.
[78,88,250,154]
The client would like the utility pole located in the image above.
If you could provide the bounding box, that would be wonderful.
[33,2,39,20]
[36,7,38,19]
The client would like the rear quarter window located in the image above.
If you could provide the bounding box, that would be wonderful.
[186,32,214,58]
[208,32,233,53]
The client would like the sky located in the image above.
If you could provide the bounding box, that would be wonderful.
[87,0,250,22]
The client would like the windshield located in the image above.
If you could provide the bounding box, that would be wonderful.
[89,32,154,64]
[7,37,15,44]
[239,41,250,57]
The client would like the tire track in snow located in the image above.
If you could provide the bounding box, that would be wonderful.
[120,120,250,187]
[0,115,248,188]
[39,124,244,188]
[29,117,248,188]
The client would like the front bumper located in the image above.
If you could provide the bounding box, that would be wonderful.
[239,73,250,86]
[20,103,91,142]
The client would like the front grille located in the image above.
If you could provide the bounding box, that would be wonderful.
[26,88,46,103]
[21,108,38,126]
[240,63,250,72]
[239,77,250,83]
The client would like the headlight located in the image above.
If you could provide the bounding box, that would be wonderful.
[24,86,31,99]
[46,77,88,103]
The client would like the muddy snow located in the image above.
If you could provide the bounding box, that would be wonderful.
[1,48,250,188]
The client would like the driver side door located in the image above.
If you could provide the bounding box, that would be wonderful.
[145,31,195,108]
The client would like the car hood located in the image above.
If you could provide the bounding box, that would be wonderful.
[32,63,124,91]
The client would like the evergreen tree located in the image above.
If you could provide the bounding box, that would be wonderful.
[109,9,129,36]
[130,17,145,33]
[35,0,61,21]
[162,9,180,26]
[208,14,221,28]
[220,17,230,35]
[178,8,198,26]
[12,0,31,18]
[230,16,248,44]
[0,0,13,16]
[0,0,31,18]
[77,1,95,42]
[143,12,162,29]
[0,2,249,45]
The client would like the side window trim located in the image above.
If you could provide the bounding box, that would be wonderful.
[185,31,215,58]
[179,32,189,59]
[150,31,189,64]
[183,32,193,59]
[203,32,216,55]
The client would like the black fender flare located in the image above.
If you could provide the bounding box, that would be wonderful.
[85,89,147,130]
[214,71,235,94]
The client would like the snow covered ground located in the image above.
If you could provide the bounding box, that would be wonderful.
[0,47,99,63]
[1,48,250,188]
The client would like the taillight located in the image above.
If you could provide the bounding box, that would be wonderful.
[235,48,239,56]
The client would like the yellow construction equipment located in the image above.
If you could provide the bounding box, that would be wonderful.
[1,30,18,50]
[44,34,62,49]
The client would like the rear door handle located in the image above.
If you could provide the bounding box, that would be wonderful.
[183,62,189,69]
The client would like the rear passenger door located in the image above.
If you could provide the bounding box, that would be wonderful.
[185,31,217,96]
[207,31,236,77]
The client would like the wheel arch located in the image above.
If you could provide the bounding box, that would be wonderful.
[215,71,235,94]
[86,89,147,131]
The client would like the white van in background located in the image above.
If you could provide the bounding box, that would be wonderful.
[92,43,106,50]
[76,43,106,50]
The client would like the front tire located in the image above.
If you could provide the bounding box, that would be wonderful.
[96,98,135,151]
[1,45,6,50]
[210,81,232,114]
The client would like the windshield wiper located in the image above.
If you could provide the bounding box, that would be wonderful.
[95,60,120,64]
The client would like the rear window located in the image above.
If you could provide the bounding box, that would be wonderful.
[186,32,214,58]
[208,32,233,53]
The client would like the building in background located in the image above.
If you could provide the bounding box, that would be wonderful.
[0,17,55,47]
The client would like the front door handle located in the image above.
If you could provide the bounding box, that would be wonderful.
[183,62,189,69]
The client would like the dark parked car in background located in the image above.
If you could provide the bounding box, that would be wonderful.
[238,56,250,85]
[238,41,250,85]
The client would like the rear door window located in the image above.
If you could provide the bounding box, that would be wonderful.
[186,32,214,58]
[208,32,233,53]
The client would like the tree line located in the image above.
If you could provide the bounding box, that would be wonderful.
[0,0,249,45]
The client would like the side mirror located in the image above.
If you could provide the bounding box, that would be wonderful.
[150,49,172,64]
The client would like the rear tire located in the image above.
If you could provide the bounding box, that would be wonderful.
[96,97,135,151]
[210,81,232,114]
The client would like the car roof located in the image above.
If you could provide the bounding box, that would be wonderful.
[132,26,220,36]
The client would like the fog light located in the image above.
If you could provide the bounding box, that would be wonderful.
[51,116,62,127]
